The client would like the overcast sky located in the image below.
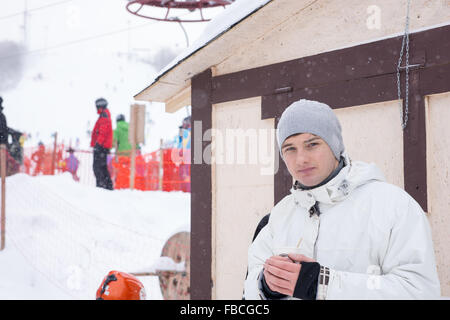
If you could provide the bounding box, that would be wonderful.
[0,0,225,151]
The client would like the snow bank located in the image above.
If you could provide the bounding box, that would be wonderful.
[143,256,186,274]
[0,173,190,300]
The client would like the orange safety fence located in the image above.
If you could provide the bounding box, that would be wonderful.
[23,144,64,176]
[19,144,190,193]
[111,149,190,192]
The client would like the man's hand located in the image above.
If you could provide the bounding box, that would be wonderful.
[263,254,316,296]
[288,253,316,264]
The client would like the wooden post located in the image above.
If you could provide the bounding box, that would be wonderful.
[130,141,136,190]
[129,104,146,190]
[51,132,57,175]
[0,144,6,251]
[129,106,137,190]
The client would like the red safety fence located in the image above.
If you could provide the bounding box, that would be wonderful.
[111,149,190,192]
[21,144,64,176]
[17,144,190,193]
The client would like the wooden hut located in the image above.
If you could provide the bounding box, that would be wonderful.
[135,0,450,299]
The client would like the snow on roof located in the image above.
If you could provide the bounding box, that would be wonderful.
[136,0,273,96]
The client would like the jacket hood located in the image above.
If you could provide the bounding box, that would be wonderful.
[291,152,385,209]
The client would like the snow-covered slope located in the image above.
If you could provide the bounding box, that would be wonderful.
[0,173,189,300]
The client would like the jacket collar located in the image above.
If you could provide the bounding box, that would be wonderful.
[293,156,345,191]
[290,152,385,210]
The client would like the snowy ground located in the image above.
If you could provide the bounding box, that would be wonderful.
[0,173,190,300]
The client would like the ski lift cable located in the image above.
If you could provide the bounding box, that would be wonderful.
[0,9,195,61]
[173,18,190,47]
[0,0,76,21]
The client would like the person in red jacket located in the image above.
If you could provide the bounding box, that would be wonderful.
[90,98,113,190]
[31,142,45,176]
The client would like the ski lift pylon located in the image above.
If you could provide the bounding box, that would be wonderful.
[126,0,235,23]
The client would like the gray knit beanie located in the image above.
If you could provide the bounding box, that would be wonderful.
[277,99,344,160]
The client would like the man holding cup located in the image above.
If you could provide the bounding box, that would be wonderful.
[243,99,440,300]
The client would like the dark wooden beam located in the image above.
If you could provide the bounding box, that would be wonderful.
[403,70,428,211]
[190,68,213,300]
[262,94,293,205]
[211,25,450,106]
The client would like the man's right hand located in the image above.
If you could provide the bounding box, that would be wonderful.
[263,255,302,296]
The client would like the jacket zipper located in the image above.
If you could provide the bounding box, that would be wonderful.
[312,202,321,261]
[313,217,321,260]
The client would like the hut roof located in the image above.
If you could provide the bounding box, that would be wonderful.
[134,0,275,110]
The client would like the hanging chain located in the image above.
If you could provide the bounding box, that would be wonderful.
[396,0,411,130]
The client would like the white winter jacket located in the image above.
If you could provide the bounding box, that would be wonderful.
[244,153,441,300]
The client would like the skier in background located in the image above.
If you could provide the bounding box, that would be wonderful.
[31,142,45,176]
[0,97,8,178]
[177,116,191,192]
[63,147,80,181]
[112,114,143,189]
[8,128,23,165]
[113,114,133,156]
[0,96,8,176]
[0,97,7,146]
[90,98,113,190]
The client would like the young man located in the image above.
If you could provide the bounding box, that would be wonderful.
[90,98,113,190]
[243,99,441,300]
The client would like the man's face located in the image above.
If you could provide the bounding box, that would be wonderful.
[281,133,339,187]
